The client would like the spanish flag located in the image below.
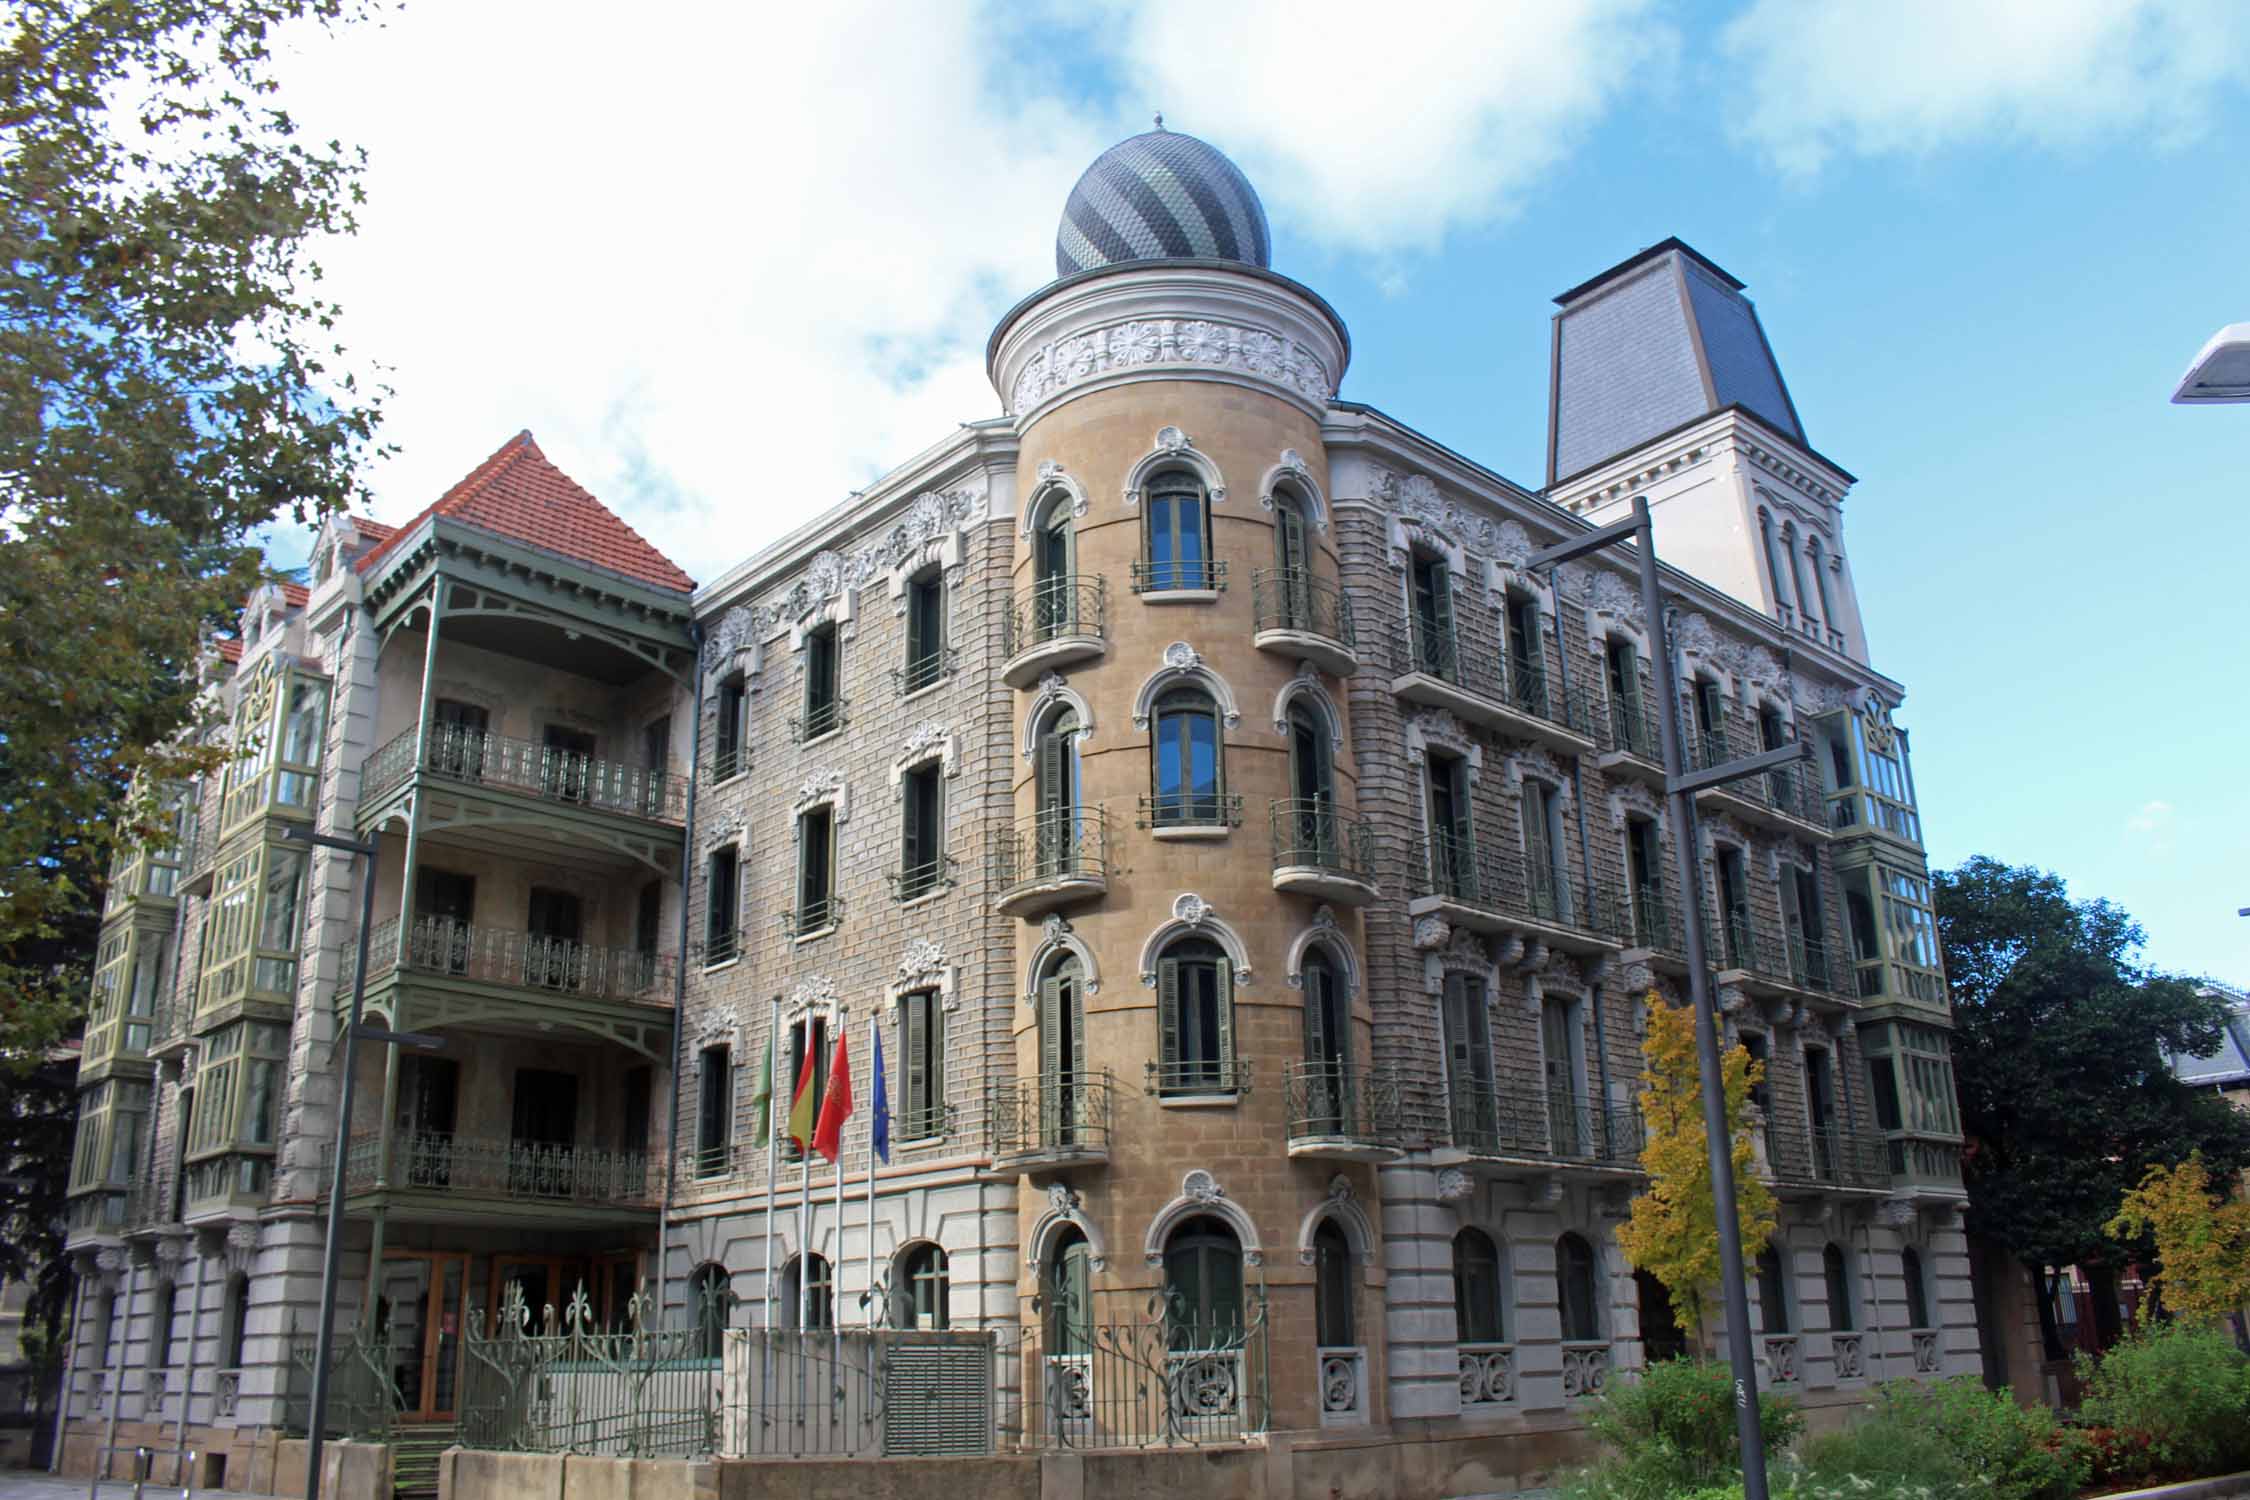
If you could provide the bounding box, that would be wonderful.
[811,1029,853,1164]
[786,1038,820,1156]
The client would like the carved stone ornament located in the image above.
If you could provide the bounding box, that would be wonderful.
[1161,641,1201,672]
[1407,708,1473,759]
[1327,1174,1355,1204]
[225,1223,259,1273]
[796,769,844,806]
[744,487,985,638]
[1435,1167,1472,1203]
[896,938,947,985]
[1009,318,1335,415]
[790,974,839,1013]
[702,811,749,851]
[1588,571,1644,628]
[1259,449,1313,513]
[1182,1169,1225,1205]
[1879,1196,1919,1229]
[696,1006,740,1044]
[1413,916,1452,951]
[1048,1182,1081,1214]
[700,603,758,669]
[1172,893,1211,927]
[1311,904,1338,933]
[1042,913,1069,941]
[901,721,949,762]
[1157,425,1191,453]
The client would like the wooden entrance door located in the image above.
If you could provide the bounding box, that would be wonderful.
[378,1251,468,1422]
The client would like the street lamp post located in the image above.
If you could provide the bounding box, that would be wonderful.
[285,824,441,1500]
[1525,495,1812,1500]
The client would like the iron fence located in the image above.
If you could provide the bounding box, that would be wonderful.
[284,1323,403,1441]
[1143,1057,1254,1098]
[1009,1283,1270,1450]
[889,853,958,904]
[460,1284,716,1458]
[362,725,685,821]
[1250,568,1355,649]
[791,697,850,743]
[1136,791,1242,830]
[1001,575,1107,659]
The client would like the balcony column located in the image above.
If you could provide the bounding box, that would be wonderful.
[392,578,447,946]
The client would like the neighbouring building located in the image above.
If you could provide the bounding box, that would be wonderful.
[56,129,1975,1495]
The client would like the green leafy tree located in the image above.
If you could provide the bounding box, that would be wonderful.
[1617,993,1777,1350]
[1937,856,2250,1348]
[1,0,388,1056]
[2107,1153,2250,1327]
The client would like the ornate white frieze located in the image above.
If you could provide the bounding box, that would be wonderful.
[1182,1169,1225,1205]
[1010,318,1334,415]
[896,938,947,985]
[790,974,839,1013]
[712,487,984,651]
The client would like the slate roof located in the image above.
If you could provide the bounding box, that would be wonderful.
[1548,237,1807,485]
[356,431,695,594]
[2168,984,2250,1088]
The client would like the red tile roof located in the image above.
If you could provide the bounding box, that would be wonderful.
[352,517,398,545]
[216,638,243,663]
[280,582,310,608]
[355,431,695,593]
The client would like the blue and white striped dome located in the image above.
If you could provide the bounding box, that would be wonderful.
[1055,128,1271,278]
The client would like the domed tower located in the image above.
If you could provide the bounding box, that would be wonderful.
[987,127,1377,1436]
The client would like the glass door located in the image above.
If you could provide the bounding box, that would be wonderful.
[378,1251,467,1422]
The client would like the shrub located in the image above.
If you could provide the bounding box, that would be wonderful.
[1799,1401,1974,1494]
[1580,1357,1802,1493]
[2075,1321,2250,1479]
[1868,1376,2088,1500]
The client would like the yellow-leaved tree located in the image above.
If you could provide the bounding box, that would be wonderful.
[1616,993,1778,1353]
[2107,1152,2250,1326]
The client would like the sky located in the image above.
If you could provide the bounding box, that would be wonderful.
[260,0,2250,985]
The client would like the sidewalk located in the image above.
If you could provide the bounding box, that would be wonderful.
[0,1473,263,1500]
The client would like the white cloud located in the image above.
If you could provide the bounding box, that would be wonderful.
[269,1,1655,581]
[1098,0,1671,257]
[2126,798,2177,855]
[1720,0,2250,177]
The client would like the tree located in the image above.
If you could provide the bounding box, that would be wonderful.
[1618,993,1778,1350]
[2107,1153,2250,1329]
[1937,856,2250,1348]
[0,0,388,1056]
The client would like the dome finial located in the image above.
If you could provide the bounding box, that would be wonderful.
[1153,111,1164,131]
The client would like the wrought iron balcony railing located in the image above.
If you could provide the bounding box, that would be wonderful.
[1001,575,1107,659]
[1603,695,1660,762]
[1129,557,1227,593]
[1446,1085,1643,1166]
[988,808,1111,895]
[989,1070,1115,1161]
[708,742,748,783]
[338,1130,657,1207]
[1137,791,1243,831]
[1395,616,1596,739]
[701,925,741,968]
[1283,1061,1406,1146]
[791,696,849,743]
[1764,1121,1888,1189]
[362,725,687,822]
[890,647,957,696]
[1144,1057,1254,1098]
[889,853,957,904]
[1500,657,1598,738]
[1251,568,1355,649]
[1414,833,1624,943]
[779,892,843,939]
[339,915,674,1003]
[1627,886,1681,953]
[1269,799,1376,881]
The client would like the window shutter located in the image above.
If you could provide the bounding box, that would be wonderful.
[1213,960,1235,1078]
[1302,970,1329,1064]
[927,1000,945,1125]
[902,780,926,883]
[1039,976,1064,1083]
[1157,958,1182,1072]
[1037,731,1067,818]
[904,995,929,1125]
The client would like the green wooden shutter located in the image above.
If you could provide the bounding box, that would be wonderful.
[1303,968,1329,1064]
[1039,976,1063,1084]
[1213,960,1235,1085]
[903,995,929,1129]
[902,776,926,888]
[1157,958,1182,1077]
[1524,788,1554,895]
[927,1000,945,1129]
[1037,731,1066,817]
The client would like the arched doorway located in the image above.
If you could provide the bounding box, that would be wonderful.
[1635,1269,1688,1365]
[1033,705,1080,877]
[1037,954,1086,1146]
[1163,1215,1244,1349]
[1031,491,1078,638]
[1300,947,1349,1133]
[1313,1220,1354,1349]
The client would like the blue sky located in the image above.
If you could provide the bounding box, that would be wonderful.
[265,0,2250,983]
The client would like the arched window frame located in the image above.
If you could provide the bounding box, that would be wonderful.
[1901,1245,1933,1331]
[689,1263,731,1359]
[1823,1242,1857,1334]
[1257,450,1327,533]
[781,1252,833,1330]
[1759,508,1793,617]
[1151,933,1238,1096]
[1143,1170,1264,1270]
[893,1242,950,1330]
[1021,675,1095,759]
[1756,1241,1795,1335]
[1161,1213,1248,1336]
[1452,1226,1507,1345]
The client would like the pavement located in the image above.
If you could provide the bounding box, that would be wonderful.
[0,1473,264,1500]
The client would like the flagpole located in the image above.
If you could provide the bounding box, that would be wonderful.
[832,1004,847,1373]
[763,995,778,1329]
[866,1015,879,1328]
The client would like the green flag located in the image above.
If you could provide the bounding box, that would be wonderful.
[750,1029,775,1147]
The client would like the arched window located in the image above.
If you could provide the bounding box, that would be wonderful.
[1149,687,1224,828]
[898,1243,950,1330]
[1823,1244,1856,1333]
[1452,1228,1504,1344]
[1902,1246,1932,1330]
[1155,936,1235,1095]
[1556,1233,1602,1342]
[782,1254,832,1330]
[1785,523,1816,624]
[1503,590,1547,710]
[223,1273,251,1368]
[1035,706,1079,818]
[1163,1216,1243,1346]
[1757,1243,1792,1333]
[1760,510,1793,616]
[1300,947,1349,1133]
[1142,470,1213,591]
[152,1281,177,1368]
[1809,538,1836,626]
[1047,1228,1092,1355]
[1314,1220,1355,1348]
[1029,490,1084,642]
[690,1263,730,1358]
[1636,1269,1688,1365]
[1032,489,1075,584]
[1271,489,1315,627]
[1036,954,1086,1139]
